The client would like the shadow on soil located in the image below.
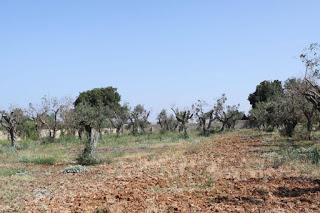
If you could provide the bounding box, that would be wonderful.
[273,178,320,198]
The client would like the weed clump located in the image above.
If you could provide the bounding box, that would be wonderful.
[63,165,87,174]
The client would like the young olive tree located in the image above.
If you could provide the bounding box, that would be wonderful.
[128,105,150,135]
[157,109,178,133]
[171,108,193,138]
[74,87,121,165]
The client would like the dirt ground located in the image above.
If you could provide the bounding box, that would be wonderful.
[2,132,320,212]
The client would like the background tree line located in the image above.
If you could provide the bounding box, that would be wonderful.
[248,43,320,139]
[0,87,243,164]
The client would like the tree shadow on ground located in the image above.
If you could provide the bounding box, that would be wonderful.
[273,177,320,198]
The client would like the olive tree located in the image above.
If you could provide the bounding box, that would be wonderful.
[157,109,178,132]
[301,43,320,111]
[285,78,317,139]
[28,96,65,141]
[273,96,300,137]
[109,103,130,136]
[214,94,243,131]
[250,101,277,131]
[248,80,284,108]
[171,108,193,138]
[0,108,25,147]
[128,104,150,135]
[193,100,215,136]
[74,87,121,164]
[250,86,301,137]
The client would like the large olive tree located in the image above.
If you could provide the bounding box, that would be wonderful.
[74,87,121,164]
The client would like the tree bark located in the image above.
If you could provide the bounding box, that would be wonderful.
[82,127,99,159]
[9,128,16,148]
[306,117,313,140]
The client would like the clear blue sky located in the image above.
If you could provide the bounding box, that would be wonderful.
[1,0,319,117]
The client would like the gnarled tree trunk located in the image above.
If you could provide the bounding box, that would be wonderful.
[9,127,16,148]
[82,126,99,159]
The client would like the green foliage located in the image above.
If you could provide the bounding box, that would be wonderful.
[74,87,122,130]
[250,80,301,137]
[248,80,283,108]
[74,87,123,162]
[75,87,121,109]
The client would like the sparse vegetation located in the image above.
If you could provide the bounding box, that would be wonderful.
[1,43,320,212]
[0,168,26,177]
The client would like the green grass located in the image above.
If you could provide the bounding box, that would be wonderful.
[256,128,320,171]
[99,131,197,148]
[0,168,27,177]
[19,156,57,165]
[0,131,200,167]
